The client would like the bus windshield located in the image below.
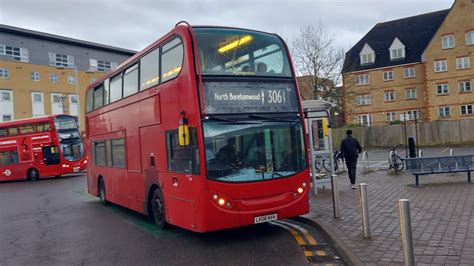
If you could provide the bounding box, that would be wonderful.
[194,28,292,77]
[203,119,307,182]
[54,116,78,130]
[54,116,84,161]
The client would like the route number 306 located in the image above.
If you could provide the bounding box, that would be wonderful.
[266,90,286,104]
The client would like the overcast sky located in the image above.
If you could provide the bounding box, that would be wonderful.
[1,0,451,53]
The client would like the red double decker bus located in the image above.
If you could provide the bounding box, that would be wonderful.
[85,23,309,232]
[0,115,87,181]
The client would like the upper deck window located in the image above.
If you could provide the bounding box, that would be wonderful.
[161,37,184,82]
[194,28,292,77]
[54,116,78,130]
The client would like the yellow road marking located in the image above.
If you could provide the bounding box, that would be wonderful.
[270,221,306,245]
[316,250,327,256]
[276,220,318,245]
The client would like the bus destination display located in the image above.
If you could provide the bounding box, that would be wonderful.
[203,82,299,114]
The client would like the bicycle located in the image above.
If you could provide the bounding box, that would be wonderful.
[388,145,405,174]
[314,150,342,174]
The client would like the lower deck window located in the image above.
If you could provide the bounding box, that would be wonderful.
[93,138,125,168]
[0,150,19,166]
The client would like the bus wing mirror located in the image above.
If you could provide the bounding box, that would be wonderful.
[178,125,190,146]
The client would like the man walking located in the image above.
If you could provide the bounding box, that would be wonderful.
[340,130,362,189]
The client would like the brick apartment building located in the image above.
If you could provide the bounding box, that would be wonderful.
[0,24,135,126]
[342,0,474,126]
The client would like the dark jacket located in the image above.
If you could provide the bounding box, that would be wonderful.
[340,136,362,158]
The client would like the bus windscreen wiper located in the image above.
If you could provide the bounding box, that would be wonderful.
[248,114,298,123]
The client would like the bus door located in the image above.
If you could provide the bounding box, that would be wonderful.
[43,146,60,165]
[163,128,201,229]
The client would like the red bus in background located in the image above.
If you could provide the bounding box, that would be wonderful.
[0,115,87,181]
[85,23,309,232]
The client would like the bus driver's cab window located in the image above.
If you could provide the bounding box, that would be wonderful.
[166,128,200,174]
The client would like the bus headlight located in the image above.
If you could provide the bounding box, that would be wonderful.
[297,187,304,194]
[62,164,70,168]
[218,198,225,206]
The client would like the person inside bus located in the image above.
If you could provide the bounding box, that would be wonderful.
[256,62,267,73]
[216,138,239,167]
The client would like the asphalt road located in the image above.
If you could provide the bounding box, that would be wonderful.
[0,174,344,266]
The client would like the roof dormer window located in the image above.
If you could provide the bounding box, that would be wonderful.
[389,38,405,60]
[359,43,375,65]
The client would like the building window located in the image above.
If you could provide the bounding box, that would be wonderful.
[384,91,395,101]
[48,52,74,68]
[358,114,372,127]
[383,71,394,81]
[67,75,76,85]
[436,84,449,95]
[434,60,447,72]
[2,115,12,122]
[386,112,396,122]
[459,81,472,93]
[0,68,9,79]
[406,110,419,120]
[32,92,42,103]
[404,67,416,78]
[1,90,12,101]
[405,88,417,99]
[390,48,404,60]
[89,59,117,72]
[466,31,474,45]
[442,35,455,49]
[361,53,374,65]
[438,107,450,117]
[31,72,40,81]
[50,73,58,83]
[356,94,371,105]
[355,74,370,85]
[461,105,473,115]
[456,57,470,69]
[0,45,29,62]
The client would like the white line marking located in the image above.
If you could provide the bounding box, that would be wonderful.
[370,161,388,167]
[440,147,450,153]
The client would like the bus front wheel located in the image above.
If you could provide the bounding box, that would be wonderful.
[151,189,166,229]
[98,178,108,205]
[27,168,39,181]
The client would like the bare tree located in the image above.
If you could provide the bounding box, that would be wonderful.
[292,23,345,126]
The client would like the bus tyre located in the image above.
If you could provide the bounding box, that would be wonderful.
[98,178,108,205]
[151,189,166,229]
[27,168,39,181]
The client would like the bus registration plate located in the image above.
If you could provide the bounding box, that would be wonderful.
[254,213,277,224]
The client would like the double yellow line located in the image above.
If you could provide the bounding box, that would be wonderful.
[270,220,330,264]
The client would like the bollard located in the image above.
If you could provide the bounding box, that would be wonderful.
[449,148,454,156]
[362,151,369,172]
[359,183,371,238]
[331,174,341,218]
[418,149,423,158]
[399,199,415,266]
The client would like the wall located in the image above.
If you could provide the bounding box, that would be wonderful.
[332,119,474,148]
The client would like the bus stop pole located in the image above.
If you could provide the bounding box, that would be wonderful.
[327,123,341,218]
[307,118,318,195]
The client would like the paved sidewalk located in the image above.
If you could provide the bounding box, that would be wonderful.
[305,170,474,265]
